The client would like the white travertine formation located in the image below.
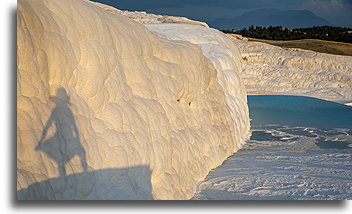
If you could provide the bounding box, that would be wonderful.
[90,1,209,27]
[227,35,352,104]
[17,0,250,200]
[146,24,250,149]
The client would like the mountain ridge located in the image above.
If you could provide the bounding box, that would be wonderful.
[210,8,331,30]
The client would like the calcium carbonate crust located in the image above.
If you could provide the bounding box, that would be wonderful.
[17,0,250,199]
[227,34,352,104]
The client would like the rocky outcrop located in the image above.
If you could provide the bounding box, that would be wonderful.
[17,0,250,199]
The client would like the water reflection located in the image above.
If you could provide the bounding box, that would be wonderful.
[315,137,352,150]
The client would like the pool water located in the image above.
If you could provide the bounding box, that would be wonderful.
[247,95,352,129]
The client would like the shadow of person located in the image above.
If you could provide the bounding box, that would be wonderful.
[36,87,87,177]
[17,166,153,200]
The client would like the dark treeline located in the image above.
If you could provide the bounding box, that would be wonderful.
[222,26,352,43]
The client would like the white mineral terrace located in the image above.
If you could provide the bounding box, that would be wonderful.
[17,0,249,199]
[227,34,352,105]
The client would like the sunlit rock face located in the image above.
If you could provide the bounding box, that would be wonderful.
[17,0,250,199]
[227,35,352,104]
[145,23,250,152]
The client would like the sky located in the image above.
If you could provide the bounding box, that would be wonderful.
[93,0,352,27]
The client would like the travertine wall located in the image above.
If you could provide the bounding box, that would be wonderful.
[227,35,352,104]
[17,0,249,199]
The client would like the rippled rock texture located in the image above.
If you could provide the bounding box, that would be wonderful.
[17,0,250,199]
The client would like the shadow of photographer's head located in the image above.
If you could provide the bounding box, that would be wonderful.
[50,87,70,105]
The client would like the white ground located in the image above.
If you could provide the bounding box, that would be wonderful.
[193,125,352,200]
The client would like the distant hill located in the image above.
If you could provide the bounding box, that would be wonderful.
[209,8,331,30]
